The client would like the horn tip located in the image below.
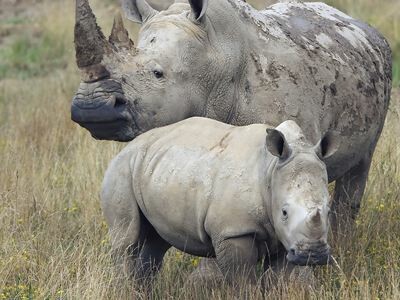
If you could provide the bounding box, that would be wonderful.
[312,209,321,222]
[75,0,109,68]
[114,12,124,24]
[109,12,134,50]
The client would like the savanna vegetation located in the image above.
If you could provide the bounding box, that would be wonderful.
[0,0,399,298]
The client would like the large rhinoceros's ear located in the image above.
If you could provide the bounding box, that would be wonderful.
[266,129,291,160]
[315,131,340,160]
[188,0,208,21]
[121,0,158,24]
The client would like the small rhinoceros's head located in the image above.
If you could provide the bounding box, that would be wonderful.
[266,121,339,266]
[71,0,211,141]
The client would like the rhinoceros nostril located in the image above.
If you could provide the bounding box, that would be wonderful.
[289,248,296,256]
[114,97,127,108]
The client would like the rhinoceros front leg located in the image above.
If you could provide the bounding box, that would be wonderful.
[263,252,316,291]
[187,257,223,284]
[331,153,373,232]
[214,235,259,283]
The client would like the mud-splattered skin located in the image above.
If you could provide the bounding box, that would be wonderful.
[232,1,392,183]
[72,0,391,226]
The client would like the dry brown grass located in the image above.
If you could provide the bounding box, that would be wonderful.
[0,0,399,299]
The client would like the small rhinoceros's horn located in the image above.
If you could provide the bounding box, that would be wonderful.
[310,209,322,226]
[109,13,134,50]
[75,0,110,69]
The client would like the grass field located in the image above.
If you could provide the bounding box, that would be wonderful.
[0,0,399,299]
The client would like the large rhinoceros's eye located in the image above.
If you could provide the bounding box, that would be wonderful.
[153,70,164,79]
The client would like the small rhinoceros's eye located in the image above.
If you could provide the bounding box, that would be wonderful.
[153,70,164,79]
[282,208,288,220]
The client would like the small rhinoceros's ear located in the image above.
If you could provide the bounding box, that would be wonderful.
[188,0,208,21]
[266,129,291,160]
[315,131,340,160]
[121,0,158,24]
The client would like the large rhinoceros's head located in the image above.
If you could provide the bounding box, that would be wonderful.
[266,121,339,265]
[71,0,211,141]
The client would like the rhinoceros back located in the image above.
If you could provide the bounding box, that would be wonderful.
[228,0,391,181]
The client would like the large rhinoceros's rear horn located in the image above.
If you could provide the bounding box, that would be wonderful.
[75,0,109,70]
[109,13,134,50]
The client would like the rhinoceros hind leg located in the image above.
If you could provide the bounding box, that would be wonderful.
[102,166,143,277]
[331,153,373,232]
[108,215,143,278]
[135,222,171,283]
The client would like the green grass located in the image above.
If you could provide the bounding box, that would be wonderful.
[394,62,400,84]
[0,1,72,80]
[392,39,400,84]
[0,31,68,79]
[0,16,27,26]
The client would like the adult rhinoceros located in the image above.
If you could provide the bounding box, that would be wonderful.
[71,0,391,224]
[101,117,336,281]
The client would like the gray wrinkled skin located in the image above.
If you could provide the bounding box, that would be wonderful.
[146,0,173,11]
[101,117,336,281]
[72,0,391,222]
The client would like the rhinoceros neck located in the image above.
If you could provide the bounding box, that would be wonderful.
[197,0,253,123]
[206,0,391,149]
[257,147,280,240]
[202,0,283,126]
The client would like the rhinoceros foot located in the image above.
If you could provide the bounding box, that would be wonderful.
[262,261,317,292]
[185,258,224,287]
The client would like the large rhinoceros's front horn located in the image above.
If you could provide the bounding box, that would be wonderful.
[75,0,110,82]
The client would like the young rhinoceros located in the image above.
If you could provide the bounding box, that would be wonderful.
[101,117,337,281]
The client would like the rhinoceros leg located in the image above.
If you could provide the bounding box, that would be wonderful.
[214,235,259,283]
[102,167,143,277]
[135,222,171,282]
[331,152,373,231]
[106,211,143,278]
[109,214,170,284]
[263,253,316,291]
[186,257,223,284]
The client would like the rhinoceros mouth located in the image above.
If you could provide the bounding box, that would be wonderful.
[286,246,332,266]
[71,91,139,141]
[71,94,129,121]
[80,119,132,141]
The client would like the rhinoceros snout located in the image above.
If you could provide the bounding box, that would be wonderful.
[71,79,136,141]
[72,79,128,120]
[287,245,331,266]
[71,94,126,121]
